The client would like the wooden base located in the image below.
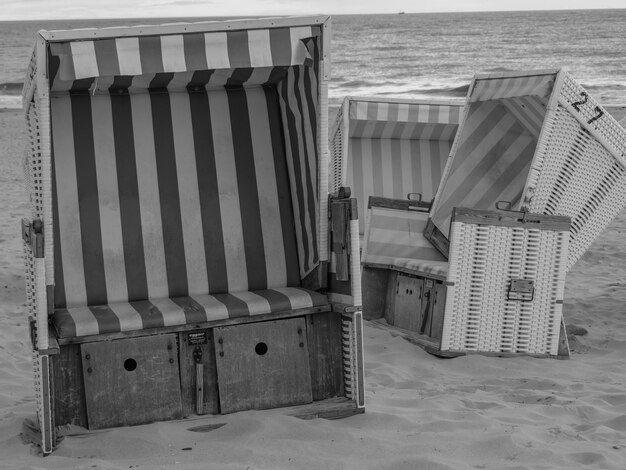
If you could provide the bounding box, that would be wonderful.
[50,311,350,431]
[382,271,446,341]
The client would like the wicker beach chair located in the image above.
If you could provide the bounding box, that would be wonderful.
[352,69,626,360]
[329,97,464,234]
[22,17,364,454]
[427,69,626,271]
[361,198,571,358]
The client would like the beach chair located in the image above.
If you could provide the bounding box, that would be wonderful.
[427,69,626,271]
[361,198,571,359]
[357,69,626,359]
[21,16,364,455]
[329,96,464,234]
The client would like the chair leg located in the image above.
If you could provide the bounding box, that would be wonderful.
[342,311,365,408]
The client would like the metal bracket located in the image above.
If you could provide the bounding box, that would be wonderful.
[508,278,535,301]
[193,345,203,364]
[22,218,44,258]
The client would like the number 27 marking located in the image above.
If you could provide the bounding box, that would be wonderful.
[570,91,604,125]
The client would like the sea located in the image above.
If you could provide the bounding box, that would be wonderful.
[1,9,625,109]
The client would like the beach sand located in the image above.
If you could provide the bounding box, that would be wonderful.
[1,106,626,469]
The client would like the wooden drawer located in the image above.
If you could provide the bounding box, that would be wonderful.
[214,317,313,413]
[81,334,183,429]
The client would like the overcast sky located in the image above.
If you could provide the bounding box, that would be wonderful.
[1,0,624,20]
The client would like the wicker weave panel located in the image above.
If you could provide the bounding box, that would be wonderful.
[22,49,37,107]
[442,221,568,355]
[527,104,626,269]
[559,73,626,161]
[329,105,345,194]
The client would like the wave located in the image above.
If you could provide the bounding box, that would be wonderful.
[0,82,23,94]
[340,79,381,89]
[483,67,515,73]
[403,84,470,97]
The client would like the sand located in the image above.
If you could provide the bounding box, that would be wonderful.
[1,105,626,469]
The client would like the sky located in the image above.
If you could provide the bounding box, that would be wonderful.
[1,0,624,20]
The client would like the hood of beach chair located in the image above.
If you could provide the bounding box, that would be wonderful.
[330,96,464,234]
[428,69,626,270]
[23,17,331,309]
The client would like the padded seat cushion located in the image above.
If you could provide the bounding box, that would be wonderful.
[382,257,449,279]
[53,287,328,339]
[362,204,449,279]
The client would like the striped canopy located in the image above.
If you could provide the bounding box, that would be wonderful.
[430,71,557,240]
[45,19,324,309]
[48,26,318,92]
[340,98,463,233]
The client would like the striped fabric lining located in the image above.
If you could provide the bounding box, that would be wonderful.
[349,121,458,141]
[278,51,320,274]
[362,206,448,278]
[347,138,451,233]
[431,99,539,238]
[348,100,462,133]
[53,287,329,338]
[51,86,301,309]
[50,67,292,93]
[469,73,556,102]
[49,26,320,91]
[344,100,462,234]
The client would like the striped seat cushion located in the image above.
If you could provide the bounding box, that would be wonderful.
[53,287,329,339]
[363,204,448,279]
[384,257,448,279]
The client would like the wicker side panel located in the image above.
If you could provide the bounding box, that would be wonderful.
[22,48,38,108]
[319,69,329,262]
[559,73,626,162]
[24,97,43,323]
[329,105,345,193]
[25,99,44,221]
[442,223,568,356]
[526,104,626,270]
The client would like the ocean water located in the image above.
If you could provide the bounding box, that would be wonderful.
[1,9,625,109]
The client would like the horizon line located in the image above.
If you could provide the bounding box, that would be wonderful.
[1,7,625,22]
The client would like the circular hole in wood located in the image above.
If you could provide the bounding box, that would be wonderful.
[255,342,268,356]
[124,358,137,371]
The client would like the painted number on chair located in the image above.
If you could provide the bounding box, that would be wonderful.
[570,91,604,125]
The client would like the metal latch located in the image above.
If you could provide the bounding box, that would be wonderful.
[508,278,535,301]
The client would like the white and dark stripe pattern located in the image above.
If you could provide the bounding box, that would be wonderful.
[430,99,540,238]
[469,72,556,103]
[348,100,461,139]
[53,287,329,338]
[48,26,319,91]
[51,87,302,308]
[348,138,451,232]
[278,39,320,274]
[340,99,462,233]
[362,205,448,279]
